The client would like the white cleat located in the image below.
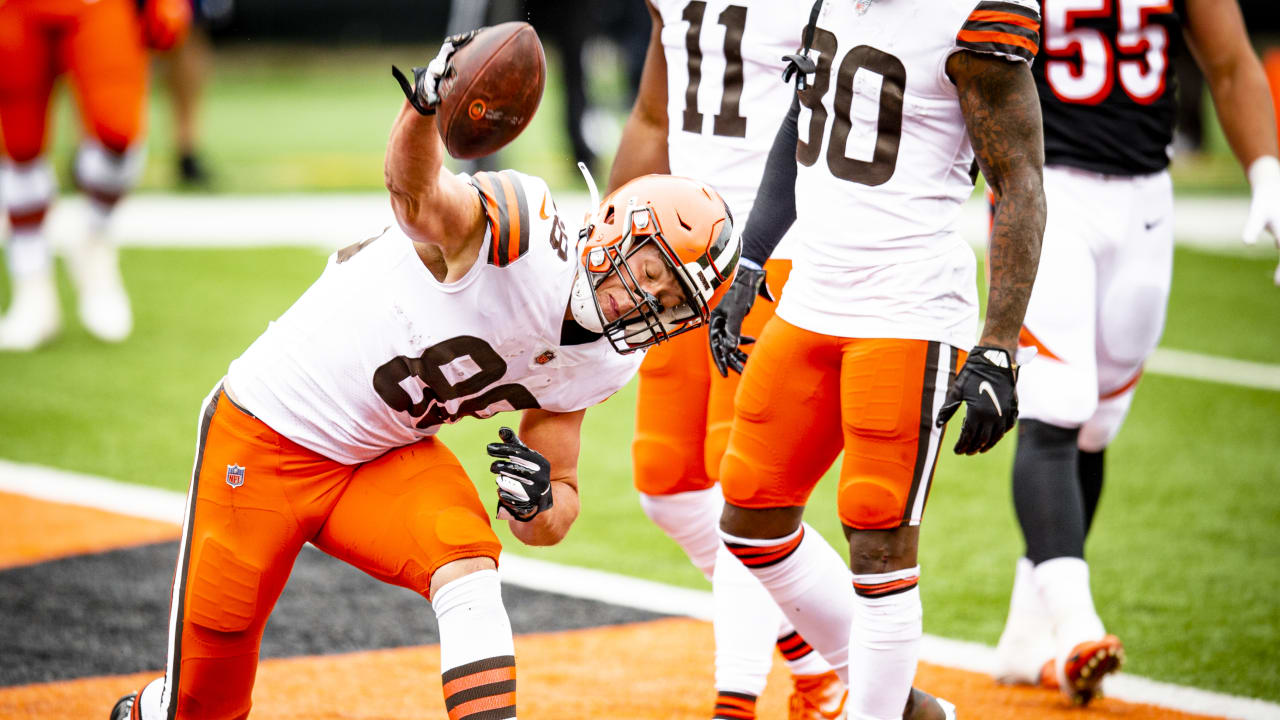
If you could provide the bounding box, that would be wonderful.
[0,270,62,351]
[66,236,132,342]
[993,615,1056,686]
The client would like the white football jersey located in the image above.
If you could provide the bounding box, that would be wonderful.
[227,171,642,465]
[655,0,810,259]
[778,0,1039,348]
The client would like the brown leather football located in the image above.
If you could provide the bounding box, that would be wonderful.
[436,22,546,160]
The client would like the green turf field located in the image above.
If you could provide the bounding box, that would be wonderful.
[0,245,1276,701]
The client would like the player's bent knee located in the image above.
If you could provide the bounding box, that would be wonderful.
[186,538,263,634]
[429,556,498,599]
[633,435,711,495]
[838,480,904,530]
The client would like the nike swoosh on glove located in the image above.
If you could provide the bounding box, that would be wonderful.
[487,426,553,522]
[936,345,1018,455]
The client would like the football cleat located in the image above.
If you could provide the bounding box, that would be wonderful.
[992,620,1056,686]
[905,689,956,720]
[0,269,61,351]
[109,693,137,720]
[1057,634,1124,705]
[66,235,132,343]
[788,671,846,720]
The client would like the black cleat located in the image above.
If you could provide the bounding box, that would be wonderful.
[109,693,137,720]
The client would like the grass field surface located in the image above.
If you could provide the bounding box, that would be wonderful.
[0,243,1275,703]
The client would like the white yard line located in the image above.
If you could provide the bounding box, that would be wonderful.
[2,460,1278,719]
[16,192,1279,253]
[1148,348,1280,392]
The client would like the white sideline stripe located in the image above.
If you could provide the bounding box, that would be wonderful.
[2,460,1279,719]
[1148,348,1280,392]
[13,193,1277,253]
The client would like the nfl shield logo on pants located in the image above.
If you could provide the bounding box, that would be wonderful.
[225,464,245,488]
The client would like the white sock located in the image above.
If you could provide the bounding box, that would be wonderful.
[639,488,723,580]
[6,227,52,278]
[432,570,518,719]
[719,524,853,683]
[994,557,1056,683]
[713,541,784,696]
[1033,556,1106,659]
[780,621,834,677]
[848,567,922,720]
[85,195,115,237]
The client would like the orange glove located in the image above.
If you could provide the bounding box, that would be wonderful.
[141,0,192,51]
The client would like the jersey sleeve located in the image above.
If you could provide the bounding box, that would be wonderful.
[955,0,1041,64]
[470,170,536,267]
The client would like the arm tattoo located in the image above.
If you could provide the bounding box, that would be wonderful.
[951,50,1046,354]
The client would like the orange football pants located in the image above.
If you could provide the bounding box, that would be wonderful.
[719,318,964,530]
[632,259,792,496]
[159,386,502,720]
[0,0,147,160]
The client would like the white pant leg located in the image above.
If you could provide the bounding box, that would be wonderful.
[1017,166,1105,427]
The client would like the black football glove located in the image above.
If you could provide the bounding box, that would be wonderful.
[391,28,481,116]
[708,262,774,377]
[936,345,1019,455]
[487,426,553,522]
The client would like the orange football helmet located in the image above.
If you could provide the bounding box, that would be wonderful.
[568,174,740,353]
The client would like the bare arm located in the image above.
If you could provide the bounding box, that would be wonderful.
[500,407,585,546]
[1183,0,1278,171]
[607,0,670,192]
[948,51,1046,355]
[384,101,486,261]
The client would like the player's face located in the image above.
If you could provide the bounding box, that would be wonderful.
[592,243,688,324]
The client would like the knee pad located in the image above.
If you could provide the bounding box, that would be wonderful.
[417,505,503,594]
[639,488,723,579]
[74,138,146,199]
[0,158,55,219]
[633,434,712,495]
[838,479,904,530]
[186,538,262,633]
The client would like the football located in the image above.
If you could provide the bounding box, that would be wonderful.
[436,22,546,160]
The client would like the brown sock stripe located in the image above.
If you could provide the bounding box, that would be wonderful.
[776,631,813,661]
[852,575,918,598]
[725,528,804,568]
[442,656,517,720]
[714,691,757,720]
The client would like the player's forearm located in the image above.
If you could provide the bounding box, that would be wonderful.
[1205,57,1279,170]
[506,480,579,546]
[740,96,801,266]
[385,101,447,238]
[983,172,1045,353]
[950,51,1046,354]
[608,117,670,192]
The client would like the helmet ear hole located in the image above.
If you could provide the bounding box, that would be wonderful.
[603,205,616,224]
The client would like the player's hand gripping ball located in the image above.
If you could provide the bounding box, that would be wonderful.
[393,23,546,160]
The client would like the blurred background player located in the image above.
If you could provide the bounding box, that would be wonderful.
[608,3,846,718]
[161,0,232,187]
[708,0,1047,718]
[992,0,1280,705]
[0,0,190,350]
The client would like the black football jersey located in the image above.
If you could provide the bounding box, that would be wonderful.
[1032,0,1188,175]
